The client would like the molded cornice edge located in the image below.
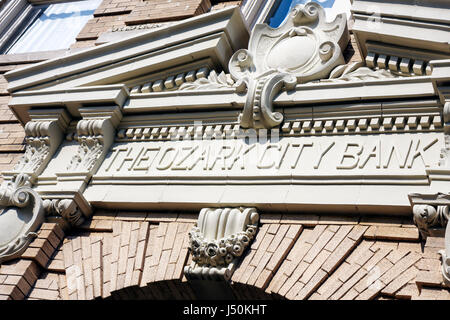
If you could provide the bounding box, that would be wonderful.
[4,6,249,92]
[8,85,128,125]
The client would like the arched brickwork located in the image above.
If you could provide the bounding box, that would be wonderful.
[1,211,450,300]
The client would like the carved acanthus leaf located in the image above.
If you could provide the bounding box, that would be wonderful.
[184,207,259,281]
[178,70,236,91]
[67,119,109,172]
[321,61,397,83]
[14,121,54,173]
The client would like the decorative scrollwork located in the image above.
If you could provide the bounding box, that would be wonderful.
[0,173,44,264]
[184,207,259,281]
[228,2,348,129]
[43,199,85,227]
[188,223,257,268]
[67,119,111,172]
[413,204,449,238]
[179,70,236,91]
[410,193,450,288]
[323,61,397,83]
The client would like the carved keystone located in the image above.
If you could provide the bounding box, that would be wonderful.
[184,207,259,281]
[229,2,348,129]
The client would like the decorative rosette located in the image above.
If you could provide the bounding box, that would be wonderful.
[188,224,258,267]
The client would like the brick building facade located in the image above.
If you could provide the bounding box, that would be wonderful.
[0,0,449,301]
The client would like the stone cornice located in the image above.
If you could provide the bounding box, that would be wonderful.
[352,0,450,60]
[4,6,249,93]
[8,85,128,125]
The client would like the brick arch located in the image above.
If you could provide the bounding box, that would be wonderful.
[7,211,450,300]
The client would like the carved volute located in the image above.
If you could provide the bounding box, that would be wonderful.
[229,2,349,129]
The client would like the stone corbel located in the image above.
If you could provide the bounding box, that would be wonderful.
[43,192,92,229]
[67,106,122,176]
[184,207,259,281]
[409,193,450,287]
[228,2,348,129]
[6,108,70,183]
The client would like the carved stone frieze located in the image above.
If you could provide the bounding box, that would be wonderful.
[179,70,236,91]
[228,2,348,129]
[129,66,214,93]
[0,173,45,263]
[184,207,259,281]
[67,119,109,172]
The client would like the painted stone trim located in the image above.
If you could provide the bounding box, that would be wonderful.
[229,2,348,129]
[0,173,45,263]
[184,207,259,281]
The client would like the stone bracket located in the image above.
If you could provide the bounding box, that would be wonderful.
[42,191,93,230]
[184,207,259,282]
[409,192,450,287]
[66,106,122,176]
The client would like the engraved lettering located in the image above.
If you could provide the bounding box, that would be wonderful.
[407,138,438,168]
[172,146,198,170]
[189,145,210,170]
[228,144,255,170]
[291,143,313,169]
[383,140,412,169]
[156,147,178,170]
[257,144,280,169]
[314,142,335,169]
[117,147,135,171]
[105,147,126,172]
[359,140,381,169]
[209,145,235,170]
[276,143,290,169]
[337,143,363,169]
[134,147,161,171]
